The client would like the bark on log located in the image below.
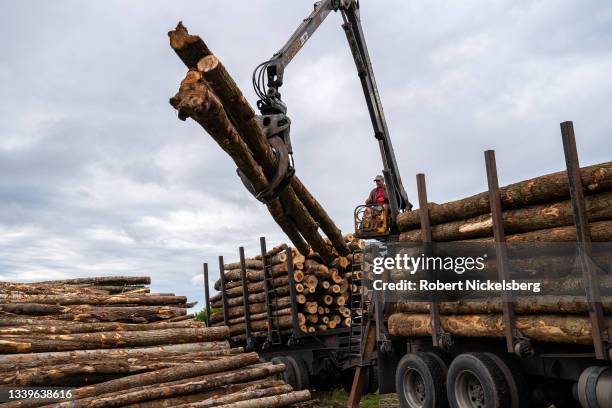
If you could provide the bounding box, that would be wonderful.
[170,69,310,258]
[168,22,212,69]
[227,315,293,335]
[119,379,285,408]
[0,326,229,354]
[173,384,294,408]
[214,390,311,408]
[393,296,612,315]
[196,53,346,260]
[0,320,204,335]
[55,363,286,408]
[0,304,186,323]
[0,293,187,306]
[399,191,612,242]
[388,313,612,345]
[0,342,230,366]
[32,276,151,286]
[398,161,612,231]
[209,297,292,323]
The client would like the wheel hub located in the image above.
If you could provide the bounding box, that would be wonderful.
[455,370,486,408]
[403,368,426,407]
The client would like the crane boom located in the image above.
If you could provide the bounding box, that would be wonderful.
[253,0,412,232]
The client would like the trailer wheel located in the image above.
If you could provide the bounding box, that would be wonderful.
[577,365,612,408]
[271,356,298,390]
[287,355,310,390]
[446,353,511,408]
[367,365,379,394]
[395,352,448,408]
[484,352,530,408]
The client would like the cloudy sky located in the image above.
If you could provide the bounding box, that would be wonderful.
[1,0,611,308]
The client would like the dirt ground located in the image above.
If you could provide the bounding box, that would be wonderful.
[298,391,399,408]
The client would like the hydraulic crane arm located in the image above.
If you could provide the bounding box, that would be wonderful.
[253,0,412,230]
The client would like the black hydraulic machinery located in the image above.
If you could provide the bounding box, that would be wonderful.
[251,0,412,237]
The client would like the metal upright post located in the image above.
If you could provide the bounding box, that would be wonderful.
[416,173,444,348]
[219,256,230,327]
[239,247,253,350]
[560,121,608,360]
[286,248,301,340]
[260,237,275,347]
[203,263,210,327]
[485,150,531,356]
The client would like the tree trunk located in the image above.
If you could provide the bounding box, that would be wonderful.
[227,315,294,335]
[399,191,612,242]
[0,326,229,354]
[194,53,346,261]
[387,313,612,345]
[0,342,230,366]
[398,161,612,231]
[32,276,150,286]
[214,390,311,408]
[59,363,286,408]
[393,296,612,315]
[0,304,186,323]
[0,294,187,306]
[0,320,204,335]
[209,297,292,323]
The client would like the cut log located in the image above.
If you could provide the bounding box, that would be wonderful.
[227,315,294,335]
[214,390,311,408]
[398,161,612,231]
[31,276,151,286]
[209,297,291,323]
[388,313,612,345]
[0,304,186,323]
[0,320,204,335]
[0,326,229,354]
[195,52,345,260]
[393,296,612,315]
[0,342,230,368]
[399,191,612,242]
[172,383,294,408]
[58,363,286,408]
[0,294,187,306]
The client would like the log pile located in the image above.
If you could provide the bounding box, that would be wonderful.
[168,22,350,265]
[210,236,367,340]
[0,277,311,407]
[388,162,612,345]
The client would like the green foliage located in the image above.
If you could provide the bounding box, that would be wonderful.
[193,307,222,322]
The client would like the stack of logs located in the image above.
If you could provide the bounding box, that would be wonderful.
[0,277,310,407]
[168,22,351,267]
[388,162,612,345]
[210,236,367,341]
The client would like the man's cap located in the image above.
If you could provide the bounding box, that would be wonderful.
[373,175,384,181]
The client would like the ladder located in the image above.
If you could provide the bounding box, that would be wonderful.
[348,249,366,363]
[261,237,283,348]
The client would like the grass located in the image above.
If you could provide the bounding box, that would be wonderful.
[311,390,385,408]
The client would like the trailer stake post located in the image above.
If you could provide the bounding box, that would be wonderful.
[560,121,609,360]
[286,247,301,344]
[417,173,449,348]
[239,246,254,351]
[218,256,230,329]
[203,262,211,327]
[485,150,532,356]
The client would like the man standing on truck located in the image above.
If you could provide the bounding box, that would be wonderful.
[366,175,389,207]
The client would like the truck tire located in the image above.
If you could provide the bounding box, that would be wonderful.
[446,353,511,408]
[287,355,310,390]
[395,352,448,408]
[484,352,530,408]
[271,356,298,390]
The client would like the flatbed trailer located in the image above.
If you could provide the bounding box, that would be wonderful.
[203,236,378,393]
[365,123,612,408]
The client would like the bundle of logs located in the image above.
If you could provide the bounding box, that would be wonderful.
[0,277,311,407]
[388,162,612,345]
[209,236,367,340]
[168,22,351,267]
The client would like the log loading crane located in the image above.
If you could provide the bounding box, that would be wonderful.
[251,0,412,241]
[249,1,410,405]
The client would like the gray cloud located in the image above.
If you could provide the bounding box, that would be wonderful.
[1,0,610,309]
